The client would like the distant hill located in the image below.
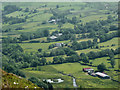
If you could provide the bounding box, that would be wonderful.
[1,69,41,89]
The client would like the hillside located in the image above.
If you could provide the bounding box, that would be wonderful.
[1,2,120,88]
[1,69,41,89]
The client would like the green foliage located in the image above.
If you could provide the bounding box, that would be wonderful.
[24,8,29,12]
[19,29,49,41]
[53,56,64,64]
[110,58,115,68]
[80,53,89,64]
[4,5,21,14]
[3,16,26,24]
[38,48,42,52]
[28,77,48,88]
[97,63,106,72]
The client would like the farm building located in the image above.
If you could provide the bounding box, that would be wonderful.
[95,72,110,79]
[83,68,94,72]
[55,43,65,47]
[55,43,62,47]
[56,33,62,36]
[49,36,57,39]
[48,19,56,23]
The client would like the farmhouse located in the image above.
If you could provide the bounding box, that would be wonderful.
[55,43,62,47]
[48,19,56,23]
[49,36,57,39]
[95,72,110,79]
[83,68,94,72]
[55,43,65,47]
[56,33,62,36]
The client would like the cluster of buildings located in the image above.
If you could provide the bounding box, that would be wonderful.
[49,33,63,40]
[83,68,110,79]
[55,43,65,47]
[48,19,61,23]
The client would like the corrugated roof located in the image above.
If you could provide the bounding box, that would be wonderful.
[95,72,109,77]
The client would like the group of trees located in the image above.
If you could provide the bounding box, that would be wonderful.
[71,40,93,50]
[28,77,53,89]
[99,32,118,42]
[50,47,120,66]
[2,29,50,43]
[3,64,26,78]
[2,16,26,24]
[3,43,119,75]
[2,43,48,69]
[37,47,77,58]
[19,29,49,41]
[3,5,22,14]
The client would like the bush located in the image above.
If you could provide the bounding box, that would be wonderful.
[97,63,106,72]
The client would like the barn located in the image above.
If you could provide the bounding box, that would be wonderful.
[95,72,110,79]
[83,68,94,72]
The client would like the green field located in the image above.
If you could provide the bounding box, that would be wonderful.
[19,40,69,52]
[22,55,119,88]
[2,2,119,89]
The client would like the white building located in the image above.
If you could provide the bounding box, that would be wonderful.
[95,72,110,79]
[49,36,57,39]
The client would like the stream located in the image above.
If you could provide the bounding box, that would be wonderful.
[59,72,78,88]
[72,78,78,87]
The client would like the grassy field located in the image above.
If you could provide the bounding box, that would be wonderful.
[98,37,119,49]
[76,37,119,55]
[22,60,119,88]
[90,54,119,70]
[19,40,69,52]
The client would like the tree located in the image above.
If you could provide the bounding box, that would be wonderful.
[80,53,89,64]
[71,16,77,24]
[33,9,37,13]
[22,62,29,68]
[56,5,59,8]
[31,60,39,67]
[97,63,106,72]
[108,50,114,59]
[25,8,29,12]
[38,48,42,52]
[49,44,55,49]
[43,29,49,37]
[53,57,59,64]
[58,23,63,29]
[53,56,64,64]
[41,57,46,65]
[110,58,115,68]
[42,21,47,24]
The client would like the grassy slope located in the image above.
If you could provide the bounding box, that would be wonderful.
[76,37,119,55]
[1,69,40,89]
[2,2,119,88]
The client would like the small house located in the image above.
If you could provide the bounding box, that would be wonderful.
[48,19,56,23]
[55,43,62,47]
[83,68,94,72]
[95,72,110,79]
[56,33,62,36]
[49,36,57,40]
[55,43,65,47]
